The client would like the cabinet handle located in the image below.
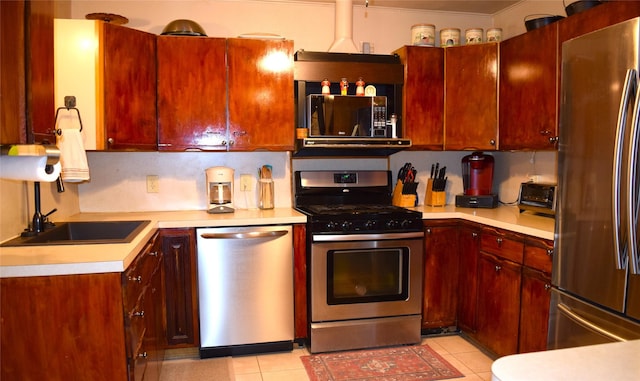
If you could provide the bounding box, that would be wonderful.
[426,228,432,235]
[496,237,503,247]
[133,310,145,318]
[549,136,559,144]
[544,284,551,291]
[471,232,478,238]
[539,129,551,136]
[495,265,502,272]
[138,351,147,358]
[149,251,159,257]
[128,275,142,283]
[228,140,235,146]
[489,139,496,146]
[107,137,114,145]
[546,248,554,257]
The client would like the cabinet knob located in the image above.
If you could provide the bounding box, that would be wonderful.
[544,283,552,291]
[426,228,432,235]
[549,136,559,144]
[546,248,554,257]
[107,138,114,145]
[138,351,147,358]
[472,232,478,238]
[128,275,142,283]
[495,265,502,272]
[149,251,159,257]
[228,140,235,146]
[496,237,503,247]
[539,129,551,136]
[489,139,496,146]
[133,310,145,318]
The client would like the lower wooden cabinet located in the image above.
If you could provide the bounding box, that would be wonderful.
[293,224,308,341]
[457,222,481,333]
[160,228,199,348]
[422,220,459,331]
[0,232,164,381]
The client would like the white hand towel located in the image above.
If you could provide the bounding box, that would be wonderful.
[56,129,90,182]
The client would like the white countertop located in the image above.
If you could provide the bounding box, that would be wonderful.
[491,340,640,381]
[0,205,554,278]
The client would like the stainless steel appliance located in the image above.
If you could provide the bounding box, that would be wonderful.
[294,51,411,156]
[205,166,234,214]
[196,225,294,357]
[518,182,557,216]
[548,17,640,349]
[294,170,424,353]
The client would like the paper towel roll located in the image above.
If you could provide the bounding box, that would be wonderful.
[0,156,62,182]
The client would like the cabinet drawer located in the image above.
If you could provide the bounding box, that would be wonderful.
[126,293,148,359]
[524,238,554,274]
[480,229,524,264]
[123,233,160,311]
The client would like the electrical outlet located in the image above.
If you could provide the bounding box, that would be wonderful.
[146,175,159,193]
[240,174,253,191]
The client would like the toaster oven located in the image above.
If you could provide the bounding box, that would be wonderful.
[518,182,557,216]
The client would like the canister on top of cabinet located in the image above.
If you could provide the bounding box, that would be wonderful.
[440,28,461,47]
[411,24,436,46]
[486,28,502,42]
[465,28,483,44]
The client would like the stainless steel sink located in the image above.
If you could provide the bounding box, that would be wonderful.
[1,220,151,246]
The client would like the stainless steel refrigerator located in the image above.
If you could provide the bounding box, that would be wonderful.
[548,17,640,349]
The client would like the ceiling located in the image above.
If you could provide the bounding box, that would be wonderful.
[287,0,522,14]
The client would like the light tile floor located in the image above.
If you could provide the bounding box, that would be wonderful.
[232,334,496,381]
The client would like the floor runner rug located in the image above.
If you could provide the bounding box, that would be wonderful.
[301,344,463,381]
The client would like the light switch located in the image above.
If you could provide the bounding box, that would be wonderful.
[240,174,253,191]
[146,175,159,193]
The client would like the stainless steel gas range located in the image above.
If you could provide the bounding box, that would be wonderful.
[294,170,424,353]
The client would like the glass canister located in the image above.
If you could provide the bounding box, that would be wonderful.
[259,178,274,209]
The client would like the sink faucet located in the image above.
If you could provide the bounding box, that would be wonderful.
[22,182,57,237]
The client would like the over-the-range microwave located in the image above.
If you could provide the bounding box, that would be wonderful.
[307,94,388,138]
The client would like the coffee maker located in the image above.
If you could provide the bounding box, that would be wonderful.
[206,166,234,214]
[455,151,499,208]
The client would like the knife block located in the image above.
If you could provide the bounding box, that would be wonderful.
[425,179,446,207]
[392,180,417,208]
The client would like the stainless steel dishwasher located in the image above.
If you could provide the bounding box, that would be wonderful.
[196,225,294,358]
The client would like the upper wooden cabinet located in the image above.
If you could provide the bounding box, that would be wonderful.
[227,38,294,151]
[558,0,640,44]
[1,0,55,145]
[499,24,558,150]
[102,23,157,150]
[53,20,157,151]
[157,36,227,151]
[158,37,294,151]
[394,46,444,150]
[444,44,498,151]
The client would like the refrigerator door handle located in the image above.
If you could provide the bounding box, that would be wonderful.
[627,77,640,275]
[557,303,628,342]
[612,68,637,270]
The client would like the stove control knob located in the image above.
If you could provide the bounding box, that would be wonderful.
[326,221,338,231]
[386,220,399,229]
[341,221,353,231]
[401,219,412,229]
[364,220,376,230]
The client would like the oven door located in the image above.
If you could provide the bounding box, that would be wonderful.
[311,232,424,322]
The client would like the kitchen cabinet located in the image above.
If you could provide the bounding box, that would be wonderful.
[53,20,157,150]
[558,0,640,44]
[157,36,227,151]
[293,223,308,341]
[444,44,498,151]
[519,237,553,353]
[0,232,164,381]
[1,0,56,145]
[160,228,199,348]
[102,23,157,150]
[457,221,482,333]
[422,220,459,331]
[475,227,524,357]
[394,46,444,150]
[157,37,294,151]
[499,24,558,150]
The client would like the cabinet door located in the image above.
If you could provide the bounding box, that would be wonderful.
[103,23,157,150]
[558,1,640,43]
[519,266,551,353]
[395,46,444,150]
[476,252,521,357]
[227,38,294,151]
[293,224,308,341]
[457,222,481,333]
[157,36,227,151]
[500,24,558,150]
[422,221,459,330]
[161,228,199,347]
[445,44,498,150]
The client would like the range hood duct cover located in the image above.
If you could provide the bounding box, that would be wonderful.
[328,0,359,53]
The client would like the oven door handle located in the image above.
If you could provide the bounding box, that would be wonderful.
[313,231,424,242]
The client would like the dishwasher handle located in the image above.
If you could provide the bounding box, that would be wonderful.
[200,230,289,240]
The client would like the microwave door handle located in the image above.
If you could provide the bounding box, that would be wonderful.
[613,69,636,270]
[627,77,640,275]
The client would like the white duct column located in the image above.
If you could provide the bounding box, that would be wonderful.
[328,0,359,53]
